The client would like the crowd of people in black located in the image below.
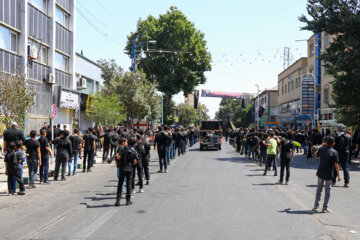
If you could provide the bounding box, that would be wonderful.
[1,121,199,207]
[225,124,359,213]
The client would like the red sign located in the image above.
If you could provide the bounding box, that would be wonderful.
[306,120,310,126]
[51,104,58,119]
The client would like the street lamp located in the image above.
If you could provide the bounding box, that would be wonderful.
[131,39,157,72]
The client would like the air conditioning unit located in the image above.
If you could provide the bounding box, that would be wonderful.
[45,73,55,84]
[77,77,87,90]
[28,45,39,60]
[75,73,81,78]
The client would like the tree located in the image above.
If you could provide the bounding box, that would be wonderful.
[299,0,360,126]
[86,91,126,127]
[125,7,212,124]
[0,72,36,130]
[178,103,198,127]
[215,98,252,128]
[97,59,124,88]
[196,103,210,123]
[114,71,160,125]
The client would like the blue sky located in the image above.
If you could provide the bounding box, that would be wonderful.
[76,0,313,117]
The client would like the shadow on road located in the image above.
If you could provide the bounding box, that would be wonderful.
[278,208,316,215]
[252,183,276,186]
[85,196,115,201]
[80,202,114,208]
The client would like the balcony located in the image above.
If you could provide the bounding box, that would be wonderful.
[55,69,72,89]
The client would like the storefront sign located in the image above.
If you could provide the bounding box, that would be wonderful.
[60,91,79,109]
[301,76,315,115]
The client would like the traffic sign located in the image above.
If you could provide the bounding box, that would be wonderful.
[306,120,310,126]
[51,104,58,119]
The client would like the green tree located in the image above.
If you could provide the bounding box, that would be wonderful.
[125,7,212,124]
[114,71,160,125]
[97,59,124,88]
[86,91,126,126]
[215,98,252,128]
[299,0,360,126]
[0,72,36,130]
[178,103,198,127]
[196,103,210,123]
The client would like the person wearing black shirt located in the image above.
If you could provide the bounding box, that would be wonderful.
[276,130,295,185]
[333,124,352,187]
[115,137,139,206]
[25,130,41,188]
[154,127,172,173]
[133,134,144,193]
[140,130,152,185]
[259,132,268,167]
[3,122,25,152]
[101,128,112,163]
[69,128,82,176]
[109,128,119,162]
[5,142,26,195]
[313,136,340,213]
[54,130,73,181]
[83,128,96,172]
[38,129,52,184]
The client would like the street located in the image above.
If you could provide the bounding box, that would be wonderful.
[0,143,359,240]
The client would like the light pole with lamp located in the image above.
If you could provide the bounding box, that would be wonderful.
[131,40,157,72]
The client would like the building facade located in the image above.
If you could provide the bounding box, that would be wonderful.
[253,86,278,129]
[0,0,77,134]
[277,57,308,129]
[76,52,103,132]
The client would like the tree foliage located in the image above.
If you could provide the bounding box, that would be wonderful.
[125,6,212,97]
[215,98,252,128]
[300,0,360,126]
[86,91,126,127]
[178,103,198,127]
[97,59,124,88]
[0,72,36,130]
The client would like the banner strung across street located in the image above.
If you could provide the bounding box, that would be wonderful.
[201,89,247,99]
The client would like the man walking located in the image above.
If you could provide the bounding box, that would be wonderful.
[69,128,81,176]
[333,124,351,187]
[154,126,172,173]
[25,130,41,188]
[54,130,73,181]
[38,129,52,184]
[313,136,341,213]
[263,132,278,176]
[276,130,294,185]
[83,128,96,172]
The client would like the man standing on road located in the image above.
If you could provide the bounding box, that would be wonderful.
[115,137,139,206]
[263,132,278,177]
[276,130,294,185]
[38,129,52,184]
[154,126,172,173]
[313,136,341,213]
[69,128,82,176]
[333,124,351,187]
[109,128,119,162]
[83,128,96,172]
[25,130,41,188]
[54,130,72,181]
[101,128,111,163]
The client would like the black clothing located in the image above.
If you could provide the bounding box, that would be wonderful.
[5,151,25,193]
[116,170,133,202]
[280,138,294,160]
[38,136,50,159]
[316,146,339,180]
[334,131,351,183]
[117,145,139,172]
[54,137,72,180]
[69,135,81,155]
[83,134,96,153]
[25,139,40,160]
[4,128,25,150]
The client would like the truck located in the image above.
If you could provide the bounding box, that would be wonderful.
[199,120,222,151]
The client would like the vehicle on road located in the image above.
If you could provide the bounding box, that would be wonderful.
[200,120,222,151]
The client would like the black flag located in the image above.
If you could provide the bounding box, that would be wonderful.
[258,106,265,118]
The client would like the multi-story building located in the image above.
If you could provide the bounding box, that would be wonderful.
[307,33,337,133]
[76,52,103,132]
[0,0,77,134]
[277,57,308,129]
[252,86,278,129]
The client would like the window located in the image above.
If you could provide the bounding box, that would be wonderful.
[288,84,290,92]
[29,0,48,13]
[28,40,48,64]
[285,84,287,93]
[0,25,18,53]
[56,7,69,28]
[310,43,315,56]
[55,52,69,71]
[95,82,100,93]
[282,86,284,95]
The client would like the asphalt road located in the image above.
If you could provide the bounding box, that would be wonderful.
[0,143,359,240]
